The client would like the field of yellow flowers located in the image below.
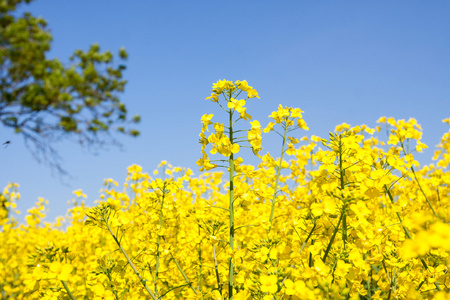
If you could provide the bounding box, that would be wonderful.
[1,80,450,299]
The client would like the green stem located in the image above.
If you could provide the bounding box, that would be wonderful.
[410,166,440,220]
[399,140,440,220]
[320,134,348,264]
[292,222,316,254]
[228,107,235,299]
[268,121,289,232]
[104,221,158,300]
[213,244,222,295]
[322,209,344,263]
[172,255,198,295]
[198,226,203,293]
[338,138,348,251]
[104,272,121,300]
[384,187,412,239]
[158,283,192,299]
[155,185,166,294]
[384,185,442,291]
[61,280,76,300]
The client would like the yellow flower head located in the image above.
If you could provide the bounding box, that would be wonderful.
[201,113,214,131]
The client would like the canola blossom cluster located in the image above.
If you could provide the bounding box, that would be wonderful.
[1,80,450,299]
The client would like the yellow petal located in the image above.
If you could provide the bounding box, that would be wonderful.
[231,143,240,154]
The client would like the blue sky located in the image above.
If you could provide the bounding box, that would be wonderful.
[2,0,450,222]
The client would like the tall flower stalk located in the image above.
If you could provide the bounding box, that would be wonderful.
[264,105,309,233]
[197,79,259,299]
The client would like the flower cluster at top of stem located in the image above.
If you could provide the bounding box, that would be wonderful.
[197,80,260,172]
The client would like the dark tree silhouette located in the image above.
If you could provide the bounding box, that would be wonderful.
[1,0,140,173]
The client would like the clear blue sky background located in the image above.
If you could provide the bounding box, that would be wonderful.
[2,0,449,222]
